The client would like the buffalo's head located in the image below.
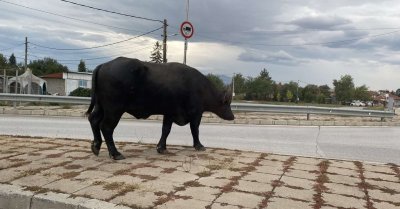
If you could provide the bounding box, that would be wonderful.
[215,87,235,120]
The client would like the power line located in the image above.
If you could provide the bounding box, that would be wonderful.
[0,43,25,52]
[0,0,147,33]
[179,23,400,47]
[28,45,154,62]
[29,27,162,51]
[60,0,163,23]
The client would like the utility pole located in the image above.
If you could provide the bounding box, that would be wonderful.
[25,37,32,94]
[162,19,167,63]
[296,80,299,103]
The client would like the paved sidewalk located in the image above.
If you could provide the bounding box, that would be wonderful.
[0,136,399,209]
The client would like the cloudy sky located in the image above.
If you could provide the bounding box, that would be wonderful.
[1,0,400,90]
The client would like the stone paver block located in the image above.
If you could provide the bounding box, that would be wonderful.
[234,180,273,193]
[152,160,183,169]
[64,151,91,158]
[369,189,400,203]
[372,200,400,209]
[325,183,365,198]
[364,171,398,182]
[328,166,358,177]
[197,177,231,188]
[367,179,400,192]
[156,198,209,209]
[267,197,313,209]
[329,160,357,170]
[255,165,283,175]
[44,179,92,193]
[142,180,181,193]
[243,172,280,184]
[285,169,317,180]
[280,175,314,190]
[322,193,366,209]
[210,169,241,179]
[12,174,60,187]
[74,185,117,201]
[363,164,396,174]
[132,166,165,176]
[103,175,144,185]
[274,186,315,202]
[326,173,359,186]
[111,190,158,208]
[216,192,264,208]
[158,171,198,184]
[290,163,318,171]
[211,203,243,209]
[176,187,220,202]
[97,163,132,173]
[73,170,113,182]
[0,168,24,183]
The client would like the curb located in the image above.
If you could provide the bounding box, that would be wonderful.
[0,184,130,209]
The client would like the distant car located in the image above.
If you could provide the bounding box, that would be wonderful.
[350,100,366,107]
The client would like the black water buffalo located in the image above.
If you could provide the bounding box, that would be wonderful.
[86,57,235,160]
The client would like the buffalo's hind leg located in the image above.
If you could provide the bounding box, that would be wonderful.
[100,110,125,160]
[88,105,103,156]
[190,114,206,151]
[157,116,173,154]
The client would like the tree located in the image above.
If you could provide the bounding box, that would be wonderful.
[8,53,16,66]
[333,75,355,103]
[354,85,371,101]
[245,69,274,100]
[396,89,400,97]
[206,73,225,91]
[0,53,7,68]
[302,84,320,103]
[286,90,293,102]
[233,73,246,94]
[150,41,163,63]
[78,60,87,72]
[28,57,69,76]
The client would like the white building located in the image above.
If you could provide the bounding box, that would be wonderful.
[41,72,92,96]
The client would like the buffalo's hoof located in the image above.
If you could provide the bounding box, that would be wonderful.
[109,153,125,160]
[91,143,100,156]
[194,145,206,151]
[157,146,168,154]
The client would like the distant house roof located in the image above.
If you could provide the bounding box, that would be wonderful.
[41,72,63,79]
[41,71,92,79]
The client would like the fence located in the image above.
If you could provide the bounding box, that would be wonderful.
[0,93,395,120]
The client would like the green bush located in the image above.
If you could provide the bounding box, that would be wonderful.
[69,87,91,97]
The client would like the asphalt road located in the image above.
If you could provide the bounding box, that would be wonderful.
[0,115,399,164]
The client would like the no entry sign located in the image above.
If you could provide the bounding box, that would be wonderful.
[180,21,194,39]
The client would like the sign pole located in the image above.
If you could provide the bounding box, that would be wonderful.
[184,38,188,65]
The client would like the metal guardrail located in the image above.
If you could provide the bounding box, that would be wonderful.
[0,93,90,105]
[230,103,395,120]
[0,93,395,119]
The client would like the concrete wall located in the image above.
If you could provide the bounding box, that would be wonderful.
[45,78,65,95]
[63,72,92,96]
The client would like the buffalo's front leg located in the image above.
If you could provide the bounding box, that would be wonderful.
[88,105,103,156]
[100,111,125,160]
[157,116,173,154]
[190,115,205,151]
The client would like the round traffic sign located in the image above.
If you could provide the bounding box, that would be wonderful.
[180,21,194,39]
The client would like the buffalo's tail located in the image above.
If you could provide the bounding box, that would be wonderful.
[85,64,102,117]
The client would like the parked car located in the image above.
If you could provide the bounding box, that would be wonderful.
[350,100,366,107]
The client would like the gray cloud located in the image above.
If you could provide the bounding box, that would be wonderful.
[1,0,400,89]
[289,15,351,30]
